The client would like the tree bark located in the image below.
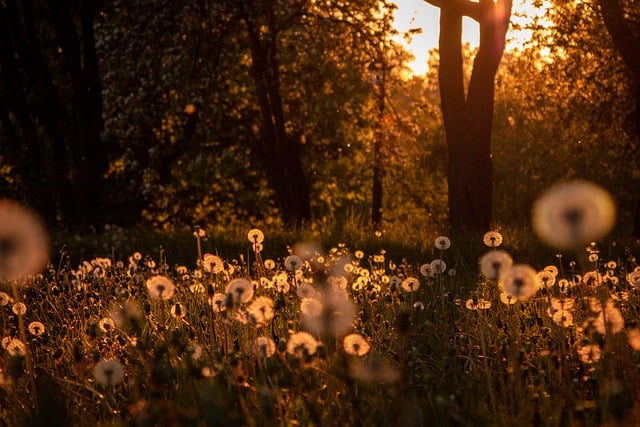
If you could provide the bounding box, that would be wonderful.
[242,2,312,226]
[431,0,512,232]
[596,0,640,238]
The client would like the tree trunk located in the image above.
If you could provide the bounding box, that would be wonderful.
[243,4,311,226]
[596,0,640,238]
[435,0,512,232]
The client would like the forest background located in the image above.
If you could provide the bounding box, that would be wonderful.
[1,0,639,260]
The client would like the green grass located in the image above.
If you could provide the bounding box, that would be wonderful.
[3,222,640,426]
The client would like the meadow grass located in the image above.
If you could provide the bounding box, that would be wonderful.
[2,216,640,426]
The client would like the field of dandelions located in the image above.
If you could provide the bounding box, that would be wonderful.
[2,180,640,426]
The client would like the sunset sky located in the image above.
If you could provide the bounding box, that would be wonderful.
[394,0,547,76]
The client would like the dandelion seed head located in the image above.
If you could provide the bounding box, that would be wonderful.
[12,302,27,315]
[483,231,503,248]
[94,359,125,386]
[343,334,371,356]
[247,228,264,244]
[286,331,318,357]
[225,278,254,304]
[0,199,49,283]
[146,275,175,300]
[202,254,224,274]
[479,250,513,280]
[500,264,538,301]
[434,236,451,250]
[401,277,420,292]
[532,180,615,249]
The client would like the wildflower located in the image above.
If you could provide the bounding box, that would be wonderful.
[27,321,45,337]
[146,275,175,300]
[187,343,203,360]
[401,277,420,292]
[247,228,264,244]
[582,271,602,288]
[202,254,224,274]
[286,331,319,357]
[419,264,431,278]
[532,180,615,249]
[246,296,275,327]
[627,270,640,288]
[301,298,324,317]
[302,290,355,336]
[499,292,517,305]
[500,264,538,301]
[0,292,10,306]
[592,299,624,335]
[94,359,125,386]
[434,236,451,250]
[209,293,228,312]
[296,282,317,299]
[0,199,49,282]
[343,334,371,356]
[284,255,303,271]
[264,259,276,270]
[535,270,556,290]
[254,336,277,358]
[354,250,364,260]
[577,344,601,364]
[12,302,27,315]
[544,265,559,276]
[430,259,447,275]
[225,278,254,304]
[483,231,503,248]
[5,338,27,357]
[627,329,640,351]
[479,250,513,280]
[98,317,115,333]
[465,298,492,310]
[170,302,186,319]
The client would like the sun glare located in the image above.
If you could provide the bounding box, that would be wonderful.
[394,0,551,76]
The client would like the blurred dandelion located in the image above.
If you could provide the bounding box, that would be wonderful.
[284,255,303,271]
[626,270,640,288]
[301,298,323,317]
[627,329,640,351]
[246,296,274,327]
[535,270,556,290]
[94,359,125,386]
[401,277,420,292]
[577,344,601,364]
[12,302,27,315]
[0,291,10,305]
[264,259,276,270]
[430,259,446,275]
[479,250,513,280]
[500,264,538,301]
[98,317,115,333]
[419,264,431,278]
[483,231,503,248]
[302,290,355,336]
[582,271,602,288]
[202,254,224,274]
[343,334,371,356]
[247,229,264,244]
[296,282,317,299]
[532,180,615,249]
[434,236,451,250]
[170,302,186,319]
[254,336,276,358]
[225,278,254,304]
[286,331,318,357]
[5,338,27,357]
[0,199,49,283]
[146,275,175,300]
[349,356,401,383]
[209,293,228,312]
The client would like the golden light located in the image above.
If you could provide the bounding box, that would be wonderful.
[394,0,551,76]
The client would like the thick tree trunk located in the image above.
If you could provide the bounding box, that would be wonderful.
[436,0,511,232]
[596,0,640,238]
[243,5,311,226]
